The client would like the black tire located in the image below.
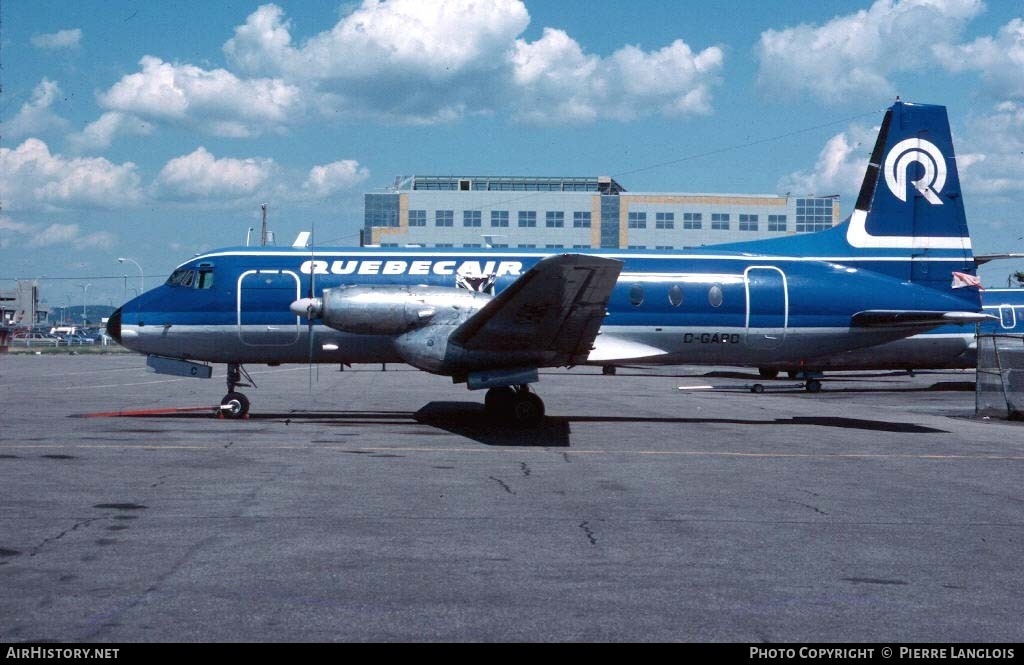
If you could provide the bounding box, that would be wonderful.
[220,392,250,418]
[510,392,545,427]
[602,365,617,376]
[484,387,515,415]
[751,383,765,394]
[805,379,822,394]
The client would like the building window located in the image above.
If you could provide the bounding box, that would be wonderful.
[739,214,758,231]
[572,244,590,249]
[768,214,787,232]
[518,211,537,228]
[435,210,454,227]
[545,244,564,249]
[464,243,482,248]
[409,210,426,227]
[491,243,509,248]
[796,198,832,232]
[545,211,565,228]
[655,245,673,250]
[573,211,591,228]
[627,245,647,249]
[628,212,647,229]
[518,243,536,248]
[711,213,730,230]
[655,212,674,229]
[436,243,454,247]
[491,210,509,227]
[463,210,481,227]
[683,212,702,230]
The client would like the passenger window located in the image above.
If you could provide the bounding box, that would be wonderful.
[629,284,644,307]
[668,284,683,307]
[708,284,723,307]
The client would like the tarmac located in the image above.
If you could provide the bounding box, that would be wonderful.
[0,353,1021,642]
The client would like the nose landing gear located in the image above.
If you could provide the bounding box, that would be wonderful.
[219,363,256,419]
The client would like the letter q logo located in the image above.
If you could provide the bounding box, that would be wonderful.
[884,138,946,205]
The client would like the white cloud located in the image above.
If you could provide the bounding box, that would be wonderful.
[29,224,115,249]
[1,79,69,140]
[67,112,154,152]
[935,18,1024,101]
[31,28,82,50]
[223,1,723,125]
[777,123,878,197]
[98,56,301,137]
[0,216,114,251]
[511,28,723,123]
[0,138,143,211]
[756,0,983,105]
[303,160,370,197]
[956,102,1024,196]
[154,147,275,200]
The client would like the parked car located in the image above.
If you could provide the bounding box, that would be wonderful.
[12,332,61,347]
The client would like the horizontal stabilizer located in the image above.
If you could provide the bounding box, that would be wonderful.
[974,253,1024,266]
[851,310,994,328]
[451,254,623,364]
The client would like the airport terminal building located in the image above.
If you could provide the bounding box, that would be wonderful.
[363,175,840,249]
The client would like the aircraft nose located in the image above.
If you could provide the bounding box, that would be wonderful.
[106,307,122,344]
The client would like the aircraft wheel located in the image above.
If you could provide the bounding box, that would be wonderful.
[484,387,515,415]
[805,379,822,394]
[751,383,765,394]
[220,391,250,418]
[510,392,545,427]
[757,368,779,380]
[602,365,617,376]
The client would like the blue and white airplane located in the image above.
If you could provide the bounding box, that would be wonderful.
[107,100,988,424]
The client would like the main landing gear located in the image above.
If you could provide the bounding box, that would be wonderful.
[484,385,545,427]
[219,363,257,419]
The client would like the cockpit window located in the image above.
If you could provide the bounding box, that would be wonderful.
[166,265,216,289]
[166,269,196,287]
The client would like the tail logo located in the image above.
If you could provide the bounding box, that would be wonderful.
[884,138,946,205]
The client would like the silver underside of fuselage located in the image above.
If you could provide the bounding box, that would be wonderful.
[117,323,940,372]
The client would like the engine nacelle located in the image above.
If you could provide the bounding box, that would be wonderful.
[314,285,489,335]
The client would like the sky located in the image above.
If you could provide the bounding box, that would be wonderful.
[2,0,1023,311]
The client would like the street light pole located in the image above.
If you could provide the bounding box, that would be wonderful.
[79,283,91,324]
[117,257,144,293]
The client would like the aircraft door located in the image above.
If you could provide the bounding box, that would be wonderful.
[237,269,301,345]
[744,266,788,350]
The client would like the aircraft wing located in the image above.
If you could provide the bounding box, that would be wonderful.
[851,310,994,327]
[450,254,623,364]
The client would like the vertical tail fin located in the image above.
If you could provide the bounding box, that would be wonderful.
[847,101,971,252]
[845,101,977,299]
